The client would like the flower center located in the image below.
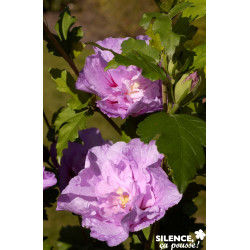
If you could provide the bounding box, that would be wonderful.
[127,81,144,102]
[116,187,129,209]
[130,81,140,93]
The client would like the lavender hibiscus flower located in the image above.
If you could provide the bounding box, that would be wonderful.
[43,166,57,190]
[76,37,162,119]
[57,139,182,246]
[51,128,111,191]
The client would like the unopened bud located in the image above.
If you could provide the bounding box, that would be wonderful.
[185,72,199,90]
[174,72,200,105]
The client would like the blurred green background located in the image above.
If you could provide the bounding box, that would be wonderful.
[43,0,206,249]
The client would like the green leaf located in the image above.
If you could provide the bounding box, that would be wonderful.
[174,46,196,74]
[121,131,131,143]
[106,52,166,81]
[151,15,182,59]
[55,7,76,41]
[62,10,76,40]
[168,2,193,19]
[70,26,85,59]
[145,24,164,52]
[56,109,93,162]
[54,107,75,131]
[70,26,83,42]
[182,0,206,20]
[121,114,148,139]
[46,7,84,58]
[139,12,162,29]
[105,59,121,69]
[173,17,198,42]
[192,44,206,70]
[160,0,175,13]
[49,68,92,110]
[132,226,151,244]
[43,238,53,250]
[137,113,205,192]
[56,241,72,250]
[72,42,84,58]
[121,38,160,63]
[89,41,165,81]
[49,68,75,93]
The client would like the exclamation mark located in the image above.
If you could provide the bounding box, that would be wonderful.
[196,241,200,248]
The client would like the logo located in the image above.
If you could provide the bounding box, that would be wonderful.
[156,229,206,249]
[194,229,206,240]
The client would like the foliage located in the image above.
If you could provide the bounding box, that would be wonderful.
[43,0,206,248]
[137,113,205,192]
[55,107,93,163]
[49,68,93,110]
[44,7,85,59]
[86,41,167,81]
[182,0,206,21]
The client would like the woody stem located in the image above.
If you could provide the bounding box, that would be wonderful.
[43,21,79,77]
[96,108,122,136]
[134,230,147,244]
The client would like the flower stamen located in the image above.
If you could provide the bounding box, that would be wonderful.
[116,188,129,208]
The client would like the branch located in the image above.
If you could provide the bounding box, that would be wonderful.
[154,221,160,250]
[44,20,123,137]
[145,223,156,250]
[96,108,122,136]
[134,230,147,244]
[162,81,168,112]
[43,110,51,129]
[160,52,168,112]
[43,21,79,77]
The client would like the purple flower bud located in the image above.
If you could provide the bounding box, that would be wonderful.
[57,139,182,246]
[185,71,199,90]
[174,71,200,104]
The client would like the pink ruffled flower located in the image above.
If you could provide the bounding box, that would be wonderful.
[57,139,182,246]
[76,37,162,119]
[43,166,56,190]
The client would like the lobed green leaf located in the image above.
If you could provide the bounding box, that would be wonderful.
[121,38,160,63]
[54,107,75,132]
[160,0,175,13]
[173,17,198,42]
[55,109,93,163]
[90,40,166,81]
[152,15,182,59]
[139,12,162,29]
[46,7,84,59]
[106,52,166,81]
[182,0,206,21]
[145,24,164,52]
[192,44,206,70]
[49,68,92,110]
[88,41,165,81]
[137,112,206,192]
[168,2,193,19]
[55,7,76,41]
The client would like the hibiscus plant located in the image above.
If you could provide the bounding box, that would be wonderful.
[43,0,206,249]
